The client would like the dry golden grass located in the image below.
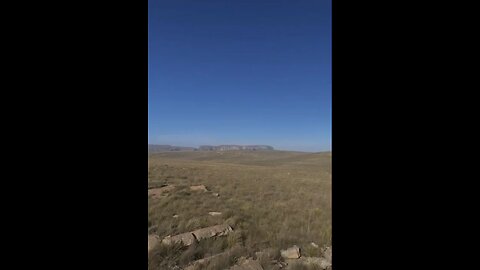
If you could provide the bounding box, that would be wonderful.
[148,150,331,270]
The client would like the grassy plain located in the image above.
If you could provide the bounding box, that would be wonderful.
[148,150,331,270]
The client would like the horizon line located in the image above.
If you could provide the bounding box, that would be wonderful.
[148,143,331,153]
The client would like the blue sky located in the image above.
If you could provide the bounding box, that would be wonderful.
[148,0,331,152]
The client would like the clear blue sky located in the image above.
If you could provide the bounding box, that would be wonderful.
[148,0,331,152]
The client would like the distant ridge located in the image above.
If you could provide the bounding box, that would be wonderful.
[148,144,197,152]
[148,144,274,152]
[199,145,274,151]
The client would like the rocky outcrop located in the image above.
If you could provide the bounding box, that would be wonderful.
[162,224,233,246]
[192,224,233,241]
[162,232,197,246]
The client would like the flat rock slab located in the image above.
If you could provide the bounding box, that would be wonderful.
[208,212,222,216]
[148,185,175,199]
[148,234,160,253]
[162,232,196,246]
[230,259,263,270]
[281,245,300,259]
[190,185,208,192]
[162,224,233,246]
[192,224,233,241]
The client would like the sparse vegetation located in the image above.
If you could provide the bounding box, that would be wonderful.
[148,150,331,269]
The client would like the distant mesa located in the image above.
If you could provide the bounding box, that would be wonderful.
[199,145,274,151]
[148,144,274,152]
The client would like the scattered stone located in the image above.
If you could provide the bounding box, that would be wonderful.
[148,234,160,253]
[285,247,332,270]
[213,193,220,197]
[209,211,222,216]
[190,185,208,192]
[310,242,319,248]
[172,214,179,218]
[281,245,300,259]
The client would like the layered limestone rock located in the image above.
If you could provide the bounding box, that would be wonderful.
[162,224,233,246]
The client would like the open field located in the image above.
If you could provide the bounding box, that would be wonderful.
[148,150,331,270]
